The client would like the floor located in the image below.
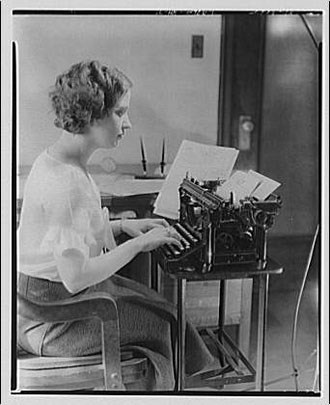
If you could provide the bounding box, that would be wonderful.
[188,234,321,393]
[251,234,320,392]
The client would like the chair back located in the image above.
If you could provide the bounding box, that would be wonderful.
[16,292,150,391]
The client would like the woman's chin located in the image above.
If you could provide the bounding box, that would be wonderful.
[113,135,123,147]
[106,139,120,148]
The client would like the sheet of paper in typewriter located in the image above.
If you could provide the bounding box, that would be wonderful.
[154,140,239,219]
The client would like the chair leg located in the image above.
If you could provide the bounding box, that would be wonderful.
[102,320,125,390]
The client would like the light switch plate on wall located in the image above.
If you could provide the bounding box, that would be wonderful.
[192,35,204,58]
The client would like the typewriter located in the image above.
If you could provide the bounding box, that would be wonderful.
[156,176,282,274]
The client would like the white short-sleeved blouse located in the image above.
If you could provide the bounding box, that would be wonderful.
[18,150,116,282]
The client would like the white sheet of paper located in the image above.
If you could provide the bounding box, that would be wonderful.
[153,140,239,219]
[216,171,261,202]
[248,170,281,200]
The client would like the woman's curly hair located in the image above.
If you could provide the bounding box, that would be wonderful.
[49,60,133,134]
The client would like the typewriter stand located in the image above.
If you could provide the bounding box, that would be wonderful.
[153,258,283,391]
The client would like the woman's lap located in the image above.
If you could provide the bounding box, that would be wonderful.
[18,272,214,381]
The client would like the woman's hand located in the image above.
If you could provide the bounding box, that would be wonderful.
[121,218,170,238]
[136,226,183,253]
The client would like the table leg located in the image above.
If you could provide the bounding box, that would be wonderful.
[255,274,269,391]
[150,253,159,292]
[239,279,253,357]
[177,278,186,391]
[218,280,226,366]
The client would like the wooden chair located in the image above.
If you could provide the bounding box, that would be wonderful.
[17,292,150,391]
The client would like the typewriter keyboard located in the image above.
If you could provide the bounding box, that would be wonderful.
[159,222,202,260]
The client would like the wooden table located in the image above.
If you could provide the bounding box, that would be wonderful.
[101,193,158,219]
[153,256,283,391]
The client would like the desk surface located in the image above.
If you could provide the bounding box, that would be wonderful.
[17,163,162,200]
[18,163,160,176]
[161,257,283,281]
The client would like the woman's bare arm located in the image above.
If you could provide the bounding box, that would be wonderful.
[56,227,181,293]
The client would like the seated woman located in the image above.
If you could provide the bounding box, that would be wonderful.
[18,60,214,390]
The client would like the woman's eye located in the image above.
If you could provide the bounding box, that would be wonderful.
[116,110,126,117]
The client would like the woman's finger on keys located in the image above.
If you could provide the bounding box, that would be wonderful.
[159,219,170,227]
[170,227,182,240]
[152,218,170,228]
[165,237,182,249]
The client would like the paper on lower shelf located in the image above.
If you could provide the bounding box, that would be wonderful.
[153,140,239,219]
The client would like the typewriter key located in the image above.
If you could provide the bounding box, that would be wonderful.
[174,223,198,244]
[161,245,173,258]
[182,223,201,241]
[166,243,182,257]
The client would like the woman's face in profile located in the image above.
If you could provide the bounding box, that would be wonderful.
[91,90,132,149]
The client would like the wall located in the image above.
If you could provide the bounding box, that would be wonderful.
[260,15,322,236]
[13,15,221,167]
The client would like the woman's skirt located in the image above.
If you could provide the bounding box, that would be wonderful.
[17,271,214,390]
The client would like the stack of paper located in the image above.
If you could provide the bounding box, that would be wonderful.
[216,169,281,201]
[247,170,281,200]
[153,140,239,219]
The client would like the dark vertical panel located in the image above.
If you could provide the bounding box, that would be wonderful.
[218,16,235,147]
[218,14,266,171]
[260,15,321,236]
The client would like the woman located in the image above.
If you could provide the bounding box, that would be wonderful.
[18,60,214,390]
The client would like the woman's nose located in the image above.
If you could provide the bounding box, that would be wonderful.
[123,114,132,130]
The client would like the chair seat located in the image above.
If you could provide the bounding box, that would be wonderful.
[18,351,149,390]
[16,289,152,390]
